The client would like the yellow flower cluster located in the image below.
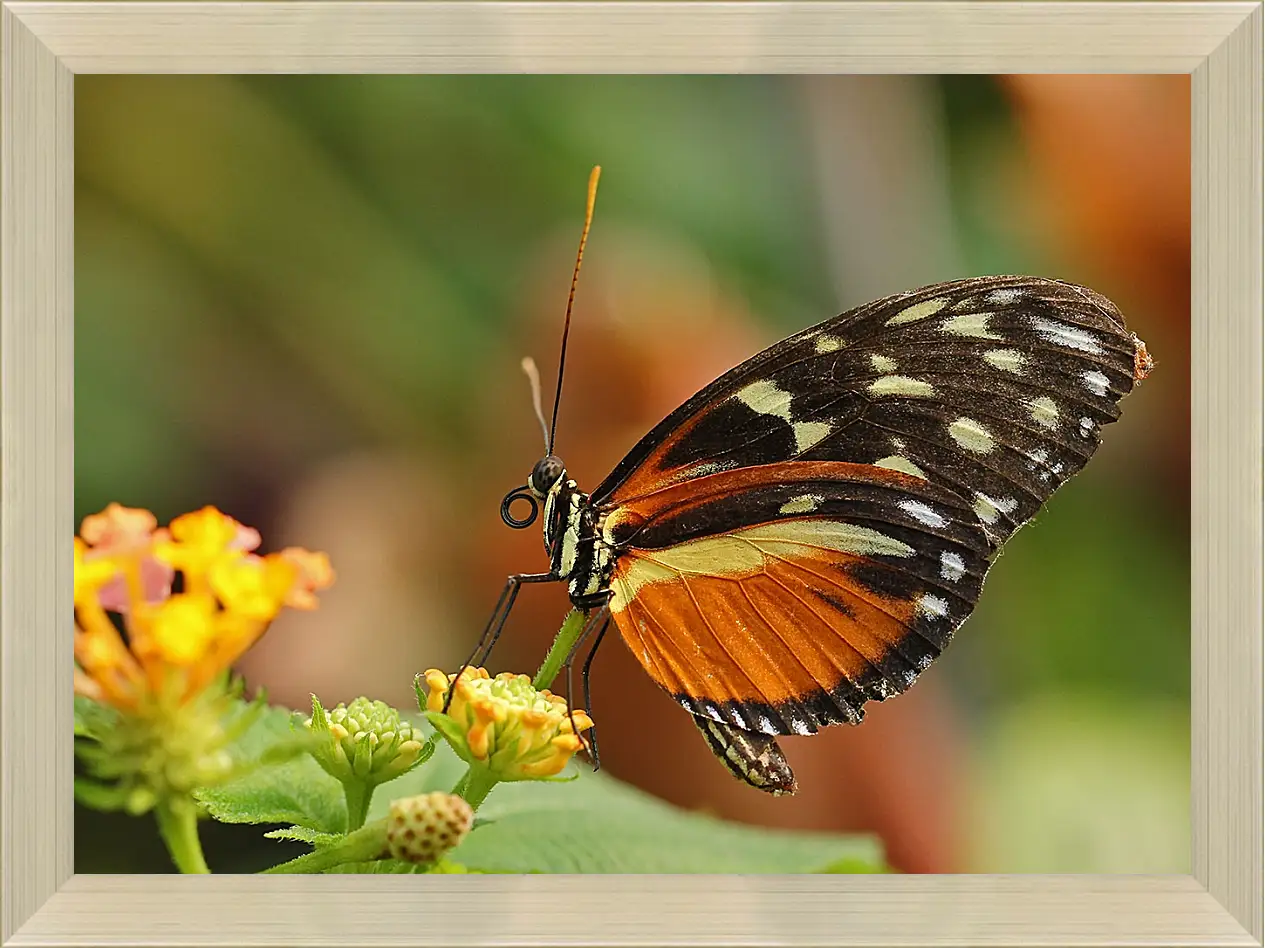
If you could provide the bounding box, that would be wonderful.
[422,667,594,781]
[74,503,333,711]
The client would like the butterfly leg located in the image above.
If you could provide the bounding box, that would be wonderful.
[554,603,611,770]
[564,607,617,769]
[691,717,798,796]
[444,571,556,713]
[577,610,612,771]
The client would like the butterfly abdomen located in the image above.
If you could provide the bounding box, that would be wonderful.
[691,715,797,796]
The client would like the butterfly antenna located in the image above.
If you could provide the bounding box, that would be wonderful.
[520,357,550,453]
[548,165,601,455]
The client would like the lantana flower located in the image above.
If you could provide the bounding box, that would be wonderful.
[75,503,333,712]
[420,666,594,784]
[73,502,334,872]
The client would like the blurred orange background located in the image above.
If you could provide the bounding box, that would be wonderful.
[75,75,1190,874]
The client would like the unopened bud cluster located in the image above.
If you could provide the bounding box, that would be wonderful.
[386,792,474,864]
[305,696,426,787]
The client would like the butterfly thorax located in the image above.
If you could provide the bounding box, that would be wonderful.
[531,458,616,610]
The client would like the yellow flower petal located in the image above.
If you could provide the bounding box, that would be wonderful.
[209,553,297,621]
[154,506,251,584]
[73,538,120,606]
[144,594,218,665]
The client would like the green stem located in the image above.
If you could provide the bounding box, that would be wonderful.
[343,780,374,832]
[533,608,588,691]
[263,819,388,874]
[155,797,210,874]
[449,771,470,799]
[455,766,500,810]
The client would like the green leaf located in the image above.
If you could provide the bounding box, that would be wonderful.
[263,825,343,848]
[195,703,346,834]
[74,777,134,812]
[367,740,885,874]
[452,771,886,873]
[74,694,118,740]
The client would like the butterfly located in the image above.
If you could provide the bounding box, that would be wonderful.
[465,166,1153,795]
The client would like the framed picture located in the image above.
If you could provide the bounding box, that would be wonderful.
[3,2,1260,945]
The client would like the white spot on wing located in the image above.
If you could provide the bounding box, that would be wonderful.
[814,334,843,353]
[917,594,950,619]
[940,552,966,582]
[984,348,1026,374]
[986,287,1024,304]
[887,297,949,326]
[736,379,794,419]
[739,520,916,558]
[941,311,1002,339]
[1083,370,1110,396]
[948,417,995,454]
[870,353,898,373]
[779,494,822,515]
[682,459,737,480]
[793,421,832,453]
[874,455,928,479]
[1028,395,1060,430]
[899,500,948,529]
[788,715,812,736]
[1033,317,1104,354]
[867,376,936,398]
[1079,416,1096,438]
[973,492,1018,525]
[734,379,831,453]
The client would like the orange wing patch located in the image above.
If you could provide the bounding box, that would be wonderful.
[608,518,961,735]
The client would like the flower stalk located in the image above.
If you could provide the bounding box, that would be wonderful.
[154,797,210,874]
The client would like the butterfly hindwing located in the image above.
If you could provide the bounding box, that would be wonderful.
[592,275,1148,548]
[603,461,991,736]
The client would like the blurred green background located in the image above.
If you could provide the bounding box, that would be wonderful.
[75,75,1191,874]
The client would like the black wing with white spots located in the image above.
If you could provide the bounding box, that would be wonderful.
[591,275,1150,549]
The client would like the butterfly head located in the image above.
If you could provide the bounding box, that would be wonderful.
[529,454,566,497]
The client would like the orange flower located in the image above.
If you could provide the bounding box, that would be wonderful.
[421,667,593,781]
[74,503,334,711]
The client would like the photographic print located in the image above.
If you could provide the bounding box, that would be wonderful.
[72,74,1191,877]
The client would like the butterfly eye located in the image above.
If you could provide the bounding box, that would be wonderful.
[529,455,566,495]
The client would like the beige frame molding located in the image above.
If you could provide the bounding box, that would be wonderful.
[2,2,1261,945]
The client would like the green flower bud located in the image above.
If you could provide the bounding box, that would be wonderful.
[75,673,251,817]
[385,792,473,865]
[305,695,429,788]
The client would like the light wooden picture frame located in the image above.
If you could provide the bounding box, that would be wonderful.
[2,2,1261,945]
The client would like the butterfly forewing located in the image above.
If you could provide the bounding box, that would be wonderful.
[592,275,1146,549]
[603,461,991,736]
